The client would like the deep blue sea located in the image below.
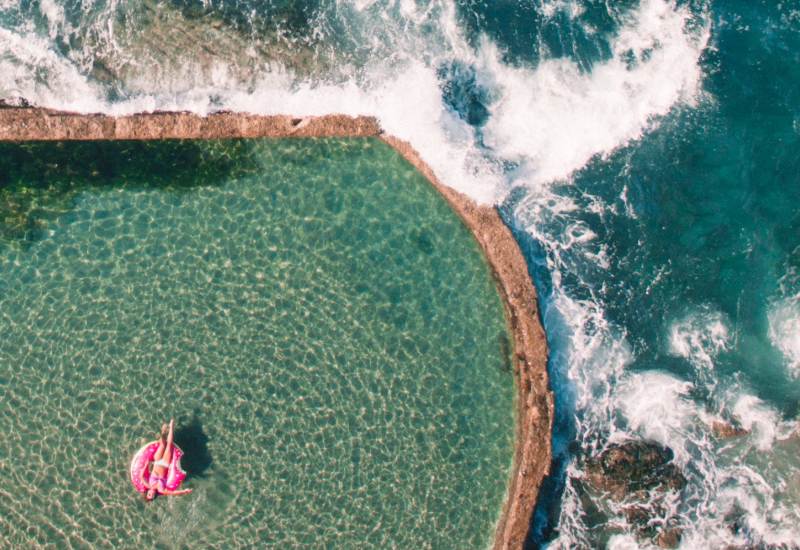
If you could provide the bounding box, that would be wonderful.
[1,0,799,547]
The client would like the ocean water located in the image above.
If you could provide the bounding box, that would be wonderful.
[1,0,799,547]
[0,138,515,547]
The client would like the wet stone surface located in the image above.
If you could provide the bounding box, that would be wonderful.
[584,440,687,499]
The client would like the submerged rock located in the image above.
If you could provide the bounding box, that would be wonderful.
[656,526,682,548]
[584,440,687,548]
[78,0,325,93]
[712,420,749,439]
[620,504,683,548]
[584,439,687,500]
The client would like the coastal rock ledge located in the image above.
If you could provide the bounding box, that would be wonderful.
[0,107,554,550]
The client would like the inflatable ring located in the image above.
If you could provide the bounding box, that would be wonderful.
[130,441,187,493]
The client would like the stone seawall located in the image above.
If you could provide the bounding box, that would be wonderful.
[0,108,380,141]
[0,107,553,550]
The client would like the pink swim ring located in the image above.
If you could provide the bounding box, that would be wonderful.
[130,441,187,493]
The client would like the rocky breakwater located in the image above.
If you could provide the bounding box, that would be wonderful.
[0,104,553,550]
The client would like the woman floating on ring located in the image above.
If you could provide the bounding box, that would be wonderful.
[140,419,192,500]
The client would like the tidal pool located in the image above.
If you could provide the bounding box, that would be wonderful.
[0,138,515,548]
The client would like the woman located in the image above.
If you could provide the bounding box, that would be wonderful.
[140,419,192,500]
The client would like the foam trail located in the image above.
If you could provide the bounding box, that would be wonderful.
[568,367,800,547]
[768,296,800,377]
[607,534,643,550]
[668,308,731,373]
[502,4,800,543]
[683,460,800,548]
[731,394,796,451]
[38,0,67,40]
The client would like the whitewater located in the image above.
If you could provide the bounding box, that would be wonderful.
[2,0,799,547]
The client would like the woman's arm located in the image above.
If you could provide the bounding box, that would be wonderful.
[159,488,193,496]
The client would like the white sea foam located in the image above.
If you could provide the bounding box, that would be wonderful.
[731,393,795,451]
[683,461,800,548]
[538,281,796,547]
[541,0,585,20]
[546,463,592,549]
[767,296,800,377]
[559,296,631,425]
[38,0,66,40]
[222,61,505,204]
[519,187,640,547]
[668,308,731,372]
[514,199,634,438]
[607,534,647,550]
[482,0,709,188]
[0,27,104,111]
[617,371,695,463]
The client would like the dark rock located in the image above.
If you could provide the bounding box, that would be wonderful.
[622,504,653,526]
[712,420,749,439]
[620,504,683,547]
[584,439,687,500]
[0,95,30,108]
[585,440,687,548]
[656,527,682,548]
[90,59,117,83]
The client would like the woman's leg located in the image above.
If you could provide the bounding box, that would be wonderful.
[163,419,180,486]
[152,423,168,461]
[162,419,175,463]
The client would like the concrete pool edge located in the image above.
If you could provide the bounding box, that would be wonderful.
[0,107,554,550]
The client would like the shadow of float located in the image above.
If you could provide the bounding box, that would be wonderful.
[174,411,213,478]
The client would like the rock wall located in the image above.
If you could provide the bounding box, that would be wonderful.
[0,107,380,141]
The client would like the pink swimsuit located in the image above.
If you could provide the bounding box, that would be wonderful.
[130,441,187,494]
[149,458,170,490]
[149,471,167,490]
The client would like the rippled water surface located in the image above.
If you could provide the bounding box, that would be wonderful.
[0,138,516,548]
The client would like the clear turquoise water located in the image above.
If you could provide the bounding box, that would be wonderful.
[0,138,515,548]
[3,0,800,546]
